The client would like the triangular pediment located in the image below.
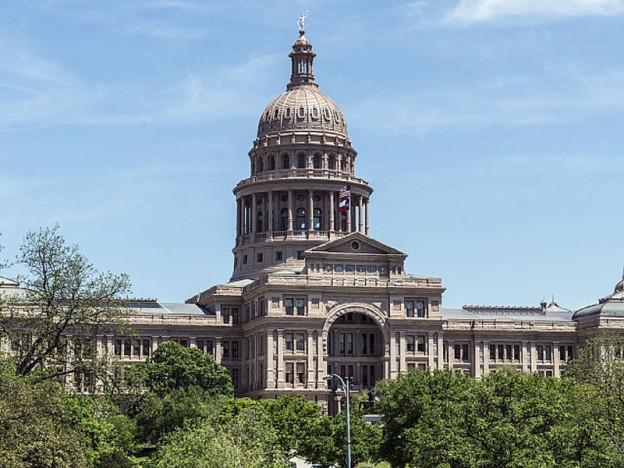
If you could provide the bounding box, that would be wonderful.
[306,232,406,257]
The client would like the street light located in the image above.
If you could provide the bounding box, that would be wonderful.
[323,374,351,468]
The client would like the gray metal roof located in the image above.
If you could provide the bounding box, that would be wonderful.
[128,301,214,316]
[443,308,574,322]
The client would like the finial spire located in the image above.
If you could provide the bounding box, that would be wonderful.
[298,10,309,34]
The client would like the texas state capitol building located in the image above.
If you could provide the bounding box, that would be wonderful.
[5,27,623,410]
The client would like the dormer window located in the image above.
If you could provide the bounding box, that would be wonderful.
[285,108,291,118]
[273,109,279,119]
[312,107,318,119]
[323,108,331,120]
[298,107,305,118]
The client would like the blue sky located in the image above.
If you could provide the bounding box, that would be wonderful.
[1,0,623,310]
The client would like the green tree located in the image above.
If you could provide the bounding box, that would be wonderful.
[140,340,233,396]
[566,333,624,465]
[0,226,131,382]
[151,401,289,468]
[0,358,87,468]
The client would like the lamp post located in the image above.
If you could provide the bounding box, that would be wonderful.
[323,374,351,468]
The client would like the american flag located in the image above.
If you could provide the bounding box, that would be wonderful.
[339,184,351,199]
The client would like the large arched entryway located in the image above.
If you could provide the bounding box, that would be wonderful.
[323,304,389,413]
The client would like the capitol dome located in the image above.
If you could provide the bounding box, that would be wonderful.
[256,31,348,139]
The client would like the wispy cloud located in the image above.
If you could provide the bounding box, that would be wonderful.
[446,0,624,24]
[348,66,624,135]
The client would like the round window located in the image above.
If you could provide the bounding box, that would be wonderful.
[351,241,360,251]
[297,194,305,202]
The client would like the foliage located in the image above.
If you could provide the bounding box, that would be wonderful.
[375,367,618,468]
[0,357,87,468]
[0,225,131,381]
[151,400,290,468]
[139,340,233,396]
[566,333,624,465]
[64,393,138,467]
[133,385,215,444]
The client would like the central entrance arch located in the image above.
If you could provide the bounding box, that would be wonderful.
[322,303,389,412]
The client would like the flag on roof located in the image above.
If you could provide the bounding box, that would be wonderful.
[339,184,351,199]
[338,198,350,213]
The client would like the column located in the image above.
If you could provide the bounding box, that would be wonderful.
[389,332,397,379]
[483,340,490,375]
[399,331,406,373]
[437,334,444,369]
[215,337,222,362]
[473,341,481,379]
[251,193,257,235]
[364,198,370,236]
[236,198,242,237]
[266,332,275,388]
[427,333,435,369]
[239,197,246,235]
[276,329,284,388]
[358,196,363,233]
[308,190,313,234]
[329,191,335,233]
[307,332,314,388]
[267,191,273,233]
[346,196,352,232]
[287,191,293,231]
[448,340,454,369]
[553,341,560,377]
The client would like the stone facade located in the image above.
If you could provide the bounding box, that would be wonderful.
[3,30,624,410]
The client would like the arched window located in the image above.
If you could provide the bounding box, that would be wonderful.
[270,155,276,170]
[297,153,306,169]
[257,158,264,173]
[313,208,322,231]
[296,207,307,230]
[280,208,289,231]
[282,153,290,169]
[328,155,335,170]
[313,154,321,169]
[256,211,263,233]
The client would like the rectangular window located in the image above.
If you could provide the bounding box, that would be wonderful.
[206,340,214,355]
[222,307,230,324]
[275,251,283,261]
[259,299,266,316]
[405,301,414,317]
[462,344,469,362]
[284,298,294,315]
[285,333,294,351]
[114,338,122,356]
[454,344,461,360]
[513,345,520,361]
[537,345,544,361]
[295,298,306,315]
[361,334,368,355]
[339,333,346,355]
[370,334,375,355]
[406,335,415,352]
[124,339,131,357]
[223,341,230,359]
[232,307,239,324]
[256,253,263,263]
[297,362,306,384]
[545,345,552,361]
[296,333,305,351]
[498,345,504,360]
[346,333,353,355]
[417,335,426,353]
[232,341,239,358]
[232,369,239,388]
[133,340,140,358]
[285,363,294,384]
[505,344,512,360]
[142,339,151,357]
[416,301,426,317]
[489,344,496,360]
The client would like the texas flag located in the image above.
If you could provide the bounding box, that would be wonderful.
[338,197,350,213]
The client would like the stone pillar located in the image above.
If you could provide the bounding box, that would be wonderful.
[428,332,435,370]
[399,331,406,373]
[329,191,335,233]
[276,329,284,388]
[240,197,246,235]
[215,337,222,362]
[251,193,257,234]
[307,332,314,387]
[236,198,242,237]
[347,196,352,233]
[437,334,444,369]
[389,332,397,379]
[287,191,293,232]
[358,196,363,233]
[448,340,454,369]
[267,191,273,233]
[474,341,481,379]
[553,341,560,377]
[364,198,370,236]
[483,340,490,376]
[266,332,274,388]
[308,190,314,233]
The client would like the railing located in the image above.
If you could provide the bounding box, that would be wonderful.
[235,170,370,188]
[237,231,347,245]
